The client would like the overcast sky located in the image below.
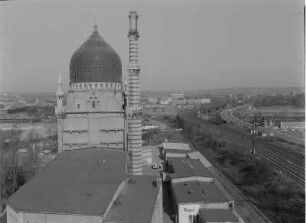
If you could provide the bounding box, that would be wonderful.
[0,0,304,92]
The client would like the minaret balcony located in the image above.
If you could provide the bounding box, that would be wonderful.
[128,64,140,70]
[56,91,64,97]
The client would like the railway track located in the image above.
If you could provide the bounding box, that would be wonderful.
[211,124,305,188]
[183,112,305,188]
[225,134,304,187]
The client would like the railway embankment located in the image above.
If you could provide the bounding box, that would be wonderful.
[176,112,305,223]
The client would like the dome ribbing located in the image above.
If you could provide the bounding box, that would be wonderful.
[69,27,122,83]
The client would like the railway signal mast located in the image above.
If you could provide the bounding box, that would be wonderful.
[251,122,256,156]
[251,115,257,156]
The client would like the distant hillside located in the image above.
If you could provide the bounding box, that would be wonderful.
[1,86,304,98]
[142,86,304,98]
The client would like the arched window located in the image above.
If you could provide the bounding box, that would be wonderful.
[92,101,96,108]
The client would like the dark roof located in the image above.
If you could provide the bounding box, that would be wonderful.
[167,157,213,179]
[187,151,212,168]
[199,209,239,222]
[8,148,127,215]
[70,26,122,83]
[162,143,191,150]
[104,175,160,223]
[165,149,191,154]
[171,181,230,204]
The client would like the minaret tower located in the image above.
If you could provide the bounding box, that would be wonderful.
[55,72,64,154]
[55,72,63,114]
[127,11,142,175]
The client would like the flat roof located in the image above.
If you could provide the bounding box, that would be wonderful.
[171,181,230,204]
[165,149,191,154]
[168,157,213,179]
[104,175,160,223]
[199,209,239,222]
[162,142,190,151]
[8,148,127,216]
[187,151,212,168]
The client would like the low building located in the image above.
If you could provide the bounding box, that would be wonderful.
[167,157,214,182]
[257,127,274,137]
[164,149,191,160]
[162,142,191,151]
[200,98,211,104]
[148,97,158,104]
[159,98,172,105]
[185,98,211,105]
[280,121,305,131]
[171,180,242,223]
[162,143,192,160]
[171,93,184,99]
[165,150,244,223]
[172,98,186,105]
[187,151,212,169]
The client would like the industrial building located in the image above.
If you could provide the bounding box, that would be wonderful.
[163,143,244,223]
[162,142,192,160]
[7,11,163,223]
[280,121,305,131]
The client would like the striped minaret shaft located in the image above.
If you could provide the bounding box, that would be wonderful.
[127,11,142,175]
[55,72,64,154]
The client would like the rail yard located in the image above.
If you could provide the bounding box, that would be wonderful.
[213,124,304,188]
[219,106,304,188]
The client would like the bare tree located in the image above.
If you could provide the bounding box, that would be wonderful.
[0,129,25,210]
[24,129,40,178]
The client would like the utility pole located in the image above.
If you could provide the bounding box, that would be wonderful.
[251,115,256,156]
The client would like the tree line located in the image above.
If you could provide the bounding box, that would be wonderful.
[253,93,305,108]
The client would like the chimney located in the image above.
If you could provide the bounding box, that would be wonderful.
[127,11,143,175]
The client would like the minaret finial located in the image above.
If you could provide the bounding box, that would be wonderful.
[93,16,98,32]
[57,71,63,94]
[58,71,62,84]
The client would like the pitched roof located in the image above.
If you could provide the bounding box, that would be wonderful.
[104,175,161,223]
[8,148,127,216]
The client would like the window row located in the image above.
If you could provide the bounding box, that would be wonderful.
[71,82,122,91]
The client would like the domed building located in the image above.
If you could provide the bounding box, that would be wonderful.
[6,12,163,223]
[56,25,127,152]
[69,25,122,83]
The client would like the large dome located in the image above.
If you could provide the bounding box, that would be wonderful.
[69,26,122,83]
